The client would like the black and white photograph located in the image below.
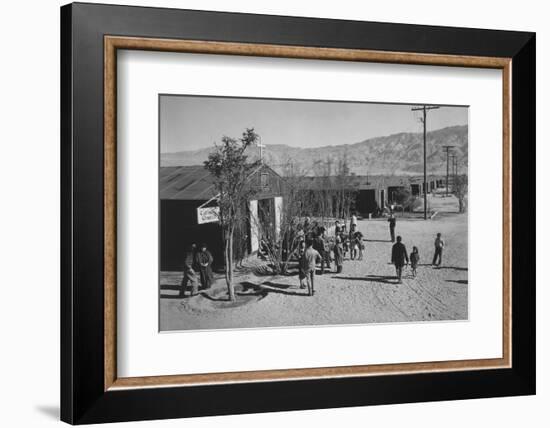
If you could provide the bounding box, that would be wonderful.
[0,0,542,426]
[159,95,469,331]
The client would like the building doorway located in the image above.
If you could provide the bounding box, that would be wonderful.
[356,189,377,216]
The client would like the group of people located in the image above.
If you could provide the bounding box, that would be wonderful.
[296,213,447,293]
[180,243,215,297]
[390,232,445,283]
[387,213,446,282]
[179,213,447,298]
[335,216,365,262]
[295,213,365,296]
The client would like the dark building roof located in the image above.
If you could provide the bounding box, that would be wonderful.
[160,164,284,201]
[160,165,218,200]
[160,165,444,200]
[289,174,444,191]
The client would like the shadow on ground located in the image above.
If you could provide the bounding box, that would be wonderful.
[260,281,310,297]
[417,264,468,271]
[332,275,397,285]
[445,279,468,284]
[183,283,269,310]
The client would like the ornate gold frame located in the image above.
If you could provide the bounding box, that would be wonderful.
[104,36,512,391]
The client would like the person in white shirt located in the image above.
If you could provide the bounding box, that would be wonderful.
[350,212,358,230]
[301,240,321,296]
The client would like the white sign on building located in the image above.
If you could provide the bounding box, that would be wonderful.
[197,206,220,224]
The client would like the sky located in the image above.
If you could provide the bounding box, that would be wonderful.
[160,95,468,153]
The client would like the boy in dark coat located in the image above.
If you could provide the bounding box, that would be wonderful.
[388,213,396,242]
[432,232,445,267]
[314,230,331,274]
[391,235,409,284]
[196,243,214,290]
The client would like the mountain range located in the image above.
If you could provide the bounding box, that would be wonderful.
[161,125,468,176]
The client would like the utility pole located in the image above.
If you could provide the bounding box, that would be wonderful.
[454,156,458,182]
[411,105,440,219]
[442,145,455,196]
[450,154,457,193]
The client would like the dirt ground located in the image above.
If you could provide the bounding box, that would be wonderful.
[160,196,468,331]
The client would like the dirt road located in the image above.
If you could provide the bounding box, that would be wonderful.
[160,213,468,331]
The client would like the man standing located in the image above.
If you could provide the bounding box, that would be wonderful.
[301,240,321,296]
[322,230,332,274]
[432,232,445,267]
[196,243,214,290]
[391,235,409,284]
[388,213,396,243]
[297,240,307,289]
[348,224,357,260]
[333,236,344,273]
[314,228,330,274]
[180,243,198,297]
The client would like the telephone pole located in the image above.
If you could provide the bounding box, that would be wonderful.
[454,155,458,180]
[450,154,457,193]
[411,105,440,219]
[442,145,455,196]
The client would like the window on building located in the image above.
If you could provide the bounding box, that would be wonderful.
[260,172,269,189]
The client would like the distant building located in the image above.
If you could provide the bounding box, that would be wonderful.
[293,174,444,217]
[160,164,284,271]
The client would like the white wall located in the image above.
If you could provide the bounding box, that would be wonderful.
[249,199,260,252]
[273,196,283,241]
[0,0,546,427]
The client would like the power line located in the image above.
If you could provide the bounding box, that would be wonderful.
[442,145,455,196]
[411,105,440,220]
[450,153,457,192]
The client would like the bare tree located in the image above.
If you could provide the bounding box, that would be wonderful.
[314,159,333,222]
[254,160,313,274]
[306,156,357,220]
[252,154,358,276]
[334,152,357,219]
[203,128,261,301]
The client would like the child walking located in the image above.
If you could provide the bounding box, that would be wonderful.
[333,236,344,273]
[410,246,420,277]
[354,230,364,261]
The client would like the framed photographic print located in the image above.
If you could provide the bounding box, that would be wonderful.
[60,2,535,424]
